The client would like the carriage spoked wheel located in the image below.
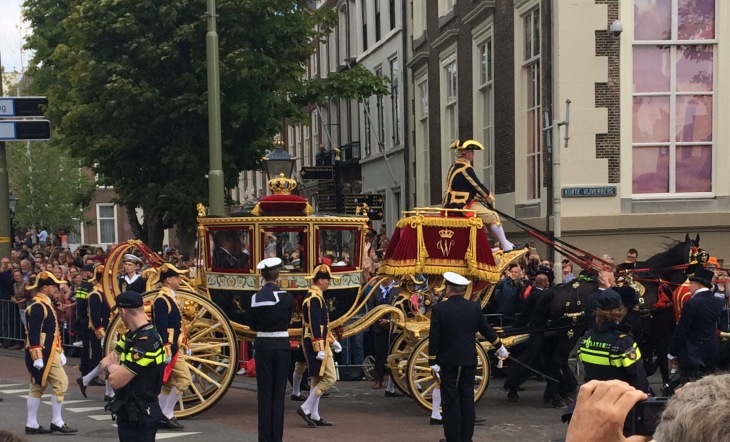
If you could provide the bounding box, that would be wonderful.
[387,333,413,397]
[405,337,490,411]
[105,289,238,419]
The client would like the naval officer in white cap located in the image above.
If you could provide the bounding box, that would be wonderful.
[251,257,293,442]
[428,272,509,442]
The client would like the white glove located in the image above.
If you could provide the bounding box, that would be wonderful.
[33,359,44,370]
[497,345,509,359]
[186,348,192,357]
[316,351,325,360]
[165,355,172,364]
[332,340,342,353]
[60,353,67,366]
[667,354,676,360]
[100,336,105,349]
[429,364,441,374]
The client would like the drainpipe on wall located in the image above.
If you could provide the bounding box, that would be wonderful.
[401,0,411,210]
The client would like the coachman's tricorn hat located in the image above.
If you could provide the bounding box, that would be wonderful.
[154,263,188,284]
[26,270,63,290]
[306,264,341,282]
[449,139,484,152]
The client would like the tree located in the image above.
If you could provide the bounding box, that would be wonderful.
[7,139,95,238]
[22,0,388,253]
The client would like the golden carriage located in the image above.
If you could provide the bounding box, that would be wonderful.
[99,191,527,417]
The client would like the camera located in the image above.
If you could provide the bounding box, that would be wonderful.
[629,397,669,436]
[609,20,623,37]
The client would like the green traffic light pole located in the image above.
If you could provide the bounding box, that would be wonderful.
[0,52,12,259]
[206,0,224,216]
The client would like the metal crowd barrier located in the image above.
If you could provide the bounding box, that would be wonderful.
[0,299,81,353]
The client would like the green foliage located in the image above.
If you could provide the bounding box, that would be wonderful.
[7,140,95,234]
[21,0,386,250]
[295,64,391,107]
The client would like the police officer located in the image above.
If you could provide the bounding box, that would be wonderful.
[119,254,147,293]
[442,139,524,252]
[24,271,78,435]
[75,264,95,379]
[668,267,722,383]
[152,263,191,430]
[250,257,293,442]
[100,291,165,442]
[296,264,342,428]
[577,290,649,393]
[428,272,508,442]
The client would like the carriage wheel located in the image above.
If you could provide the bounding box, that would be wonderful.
[387,333,413,397]
[405,337,490,412]
[105,289,238,419]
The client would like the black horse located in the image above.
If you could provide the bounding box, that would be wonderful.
[529,234,698,404]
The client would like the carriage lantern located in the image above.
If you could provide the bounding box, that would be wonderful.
[262,137,297,192]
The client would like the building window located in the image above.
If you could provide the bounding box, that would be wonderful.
[444,60,458,143]
[374,0,381,41]
[311,52,318,77]
[389,0,396,30]
[523,7,541,201]
[439,0,456,17]
[304,126,311,165]
[288,126,295,150]
[312,110,320,152]
[413,0,427,40]
[338,5,348,64]
[477,35,495,191]
[363,104,372,157]
[362,0,368,51]
[66,219,83,245]
[375,67,385,150]
[389,57,400,146]
[97,204,117,245]
[416,75,429,205]
[632,0,715,195]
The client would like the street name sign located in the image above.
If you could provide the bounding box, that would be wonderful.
[561,186,617,198]
[344,194,385,207]
[0,120,52,141]
[0,97,48,118]
[300,166,334,180]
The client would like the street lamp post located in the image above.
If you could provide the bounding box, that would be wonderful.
[206,0,224,216]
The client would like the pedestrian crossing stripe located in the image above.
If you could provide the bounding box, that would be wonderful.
[0,389,32,394]
[66,406,106,413]
[88,414,113,421]
[0,383,23,388]
[156,433,202,439]
[42,399,91,405]
[19,394,52,399]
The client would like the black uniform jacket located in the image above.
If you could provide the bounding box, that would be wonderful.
[668,288,722,369]
[428,295,500,367]
[25,294,62,385]
[250,282,293,351]
[152,287,184,356]
[578,323,649,393]
[442,158,492,209]
[119,273,147,294]
[88,284,112,337]
[301,285,331,376]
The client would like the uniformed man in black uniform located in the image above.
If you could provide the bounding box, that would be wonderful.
[119,254,147,293]
[429,272,508,442]
[577,290,649,393]
[442,139,524,252]
[250,257,293,442]
[668,267,722,383]
[75,265,95,379]
[100,291,165,442]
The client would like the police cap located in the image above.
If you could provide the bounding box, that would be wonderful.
[116,291,143,309]
[596,289,622,310]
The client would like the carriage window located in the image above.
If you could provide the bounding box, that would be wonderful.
[261,228,307,272]
[208,228,252,272]
[317,227,360,269]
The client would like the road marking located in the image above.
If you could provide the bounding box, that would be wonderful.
[20,394,51,399]
[66,406,107,413]
[155,432,202,439]
[42,399,91,405]
[0,383,23,388]
[2,389,34,394]
[88,414,113,421]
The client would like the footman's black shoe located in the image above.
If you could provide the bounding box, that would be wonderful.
[384,390,403,398]
[296,407,317,428]
[50,422,78,434]
[103,395,114,402]
[25,426,51,435]
[313,418,333,427]
[430,417,442,425]
[76,377,87,398]
[291,394,306,401]
[158,416,184,430]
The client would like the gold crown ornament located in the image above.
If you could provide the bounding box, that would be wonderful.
[268,174,298,195]
[439,228,455,239]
